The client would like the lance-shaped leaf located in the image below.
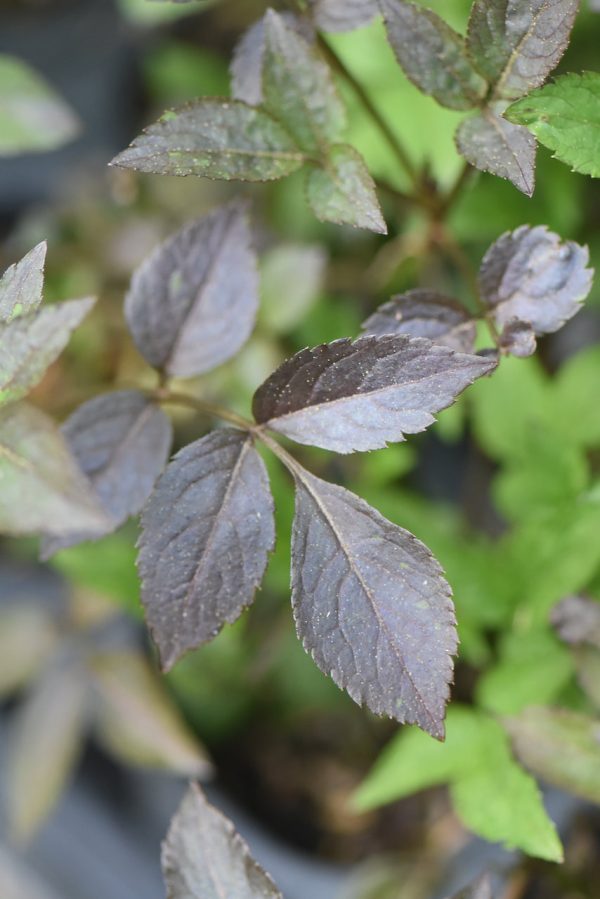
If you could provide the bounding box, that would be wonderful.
[0,403,109,538]
[466,0,579,101]
[138,429,275,671]
[498,318,537,357]
[230,13,314,107]
[306,144,387,234]
[310,0,379,32]
[41,390,173,557]
[380,0,487,111]
[450,874,493,899]
[506,72,600,178]
[0,242,46,322]
[455,110,536,196]
[505,707,600,805]
[290,467,457,737]
[262,10,346,153]
[0,297,94,406]
[253,335,496,453]
[125,203,259,377]
[361,289,476,353]
[110,99,305,180]
[89,651,211,776]
[551,595,600,648]
[7,663,88,843]
[162,783,282,899]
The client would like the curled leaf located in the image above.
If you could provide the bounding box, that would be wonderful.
[305,144,387,234]
[253,335,496,453]
[362,289,476,353]
[498,318,537,357]
[455,110,536,196]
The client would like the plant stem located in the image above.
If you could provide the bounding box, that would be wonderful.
[256,428,304,478]
[152,388,257,433]
[436,161,475,219]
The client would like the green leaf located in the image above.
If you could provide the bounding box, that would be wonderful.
[111,99,305,181]
[0,403,109,538]
[0,605,58,698]
[306,144,387,233]
[505,707,600,805]
[507,72,600,177]
[380,0,487,111]
[0,297,95,406]
[0,55,79,157]
[554,346,600,448]
[456,109,536,196]
[262,10,346,153]
[0,243,46,322]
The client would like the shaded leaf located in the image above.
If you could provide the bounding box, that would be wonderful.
[0,605,58,698]
[498,318,537,357]
[290,467,457,737]
[162,783,282,899]
[253,335,496,453]
[310,0,379,32]
[0,297,95,406]
[551,595,600,648]
[449,873,493,899]
[506,72,600,177]
[306,144,386,233]
[505,706,600,805]
[260,243,326,333]
[455,110,536,196]
[479,225,593,336]
[111,99,305,180]
[0,403,109,538]
[466,0,579,101]
[0,242,46,322]
[6,663,88,842]
[0,54,79,157]
[41,390,173,557]
[230,13,313,107]
[262,10,345,154]
[90,650,211,775]
[125,203,259,377]
[138,429,275,671]
[380,0,487,111]
[361,289,476,353]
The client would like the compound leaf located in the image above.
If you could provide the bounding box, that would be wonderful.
[456,110,536,196]
[506,72,600,177]
[125,203,259,377]
[310,0,379,32]
[0,297,95,406]
[162,783,282,899]
[41,390,173,557]
[138,429,275,671]
[262,10,346,154]
[380,0,487,111]
[479,225,593,336]
[466,0,579,101]
[111,99,305,180]
[290,467,457,737]
[0,242,46,322]
[361,289,476,353]
[253,335,496,453]
[0,403,109,538]
[305,144,387,234]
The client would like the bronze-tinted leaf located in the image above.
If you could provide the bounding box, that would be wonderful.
[310,0,379,32]
[498,318,537,357]
[262,10,346,154]
[41,390,173,557]
[551,595,600,648]
[305,144,387,234]
[466,0,579,101]
[380,0,487,111]
[110,99,305,180]
[0,297,95,406]
[162,783,282,899]
[253,335,496,453]
[0,403,109,538]
[138,429,275,671]
[455,110,536,196]
[479,225,593,336]
[0,242,46,322]
[361,289,476,353]
[505,707,600,805]
[125,203,259,377]
[290,468,457,737]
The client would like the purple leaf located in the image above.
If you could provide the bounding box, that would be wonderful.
[253,335,496,453]
[455,110,537,196]
[306,144,387,234]
[138,429,275,671]
[125,202,259,378]
[309,0,379,32]
[0,242,46,322]
[551,595,600,648]
[498,318,537,357]
[361,289,476,353]
[290,467,457,737]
